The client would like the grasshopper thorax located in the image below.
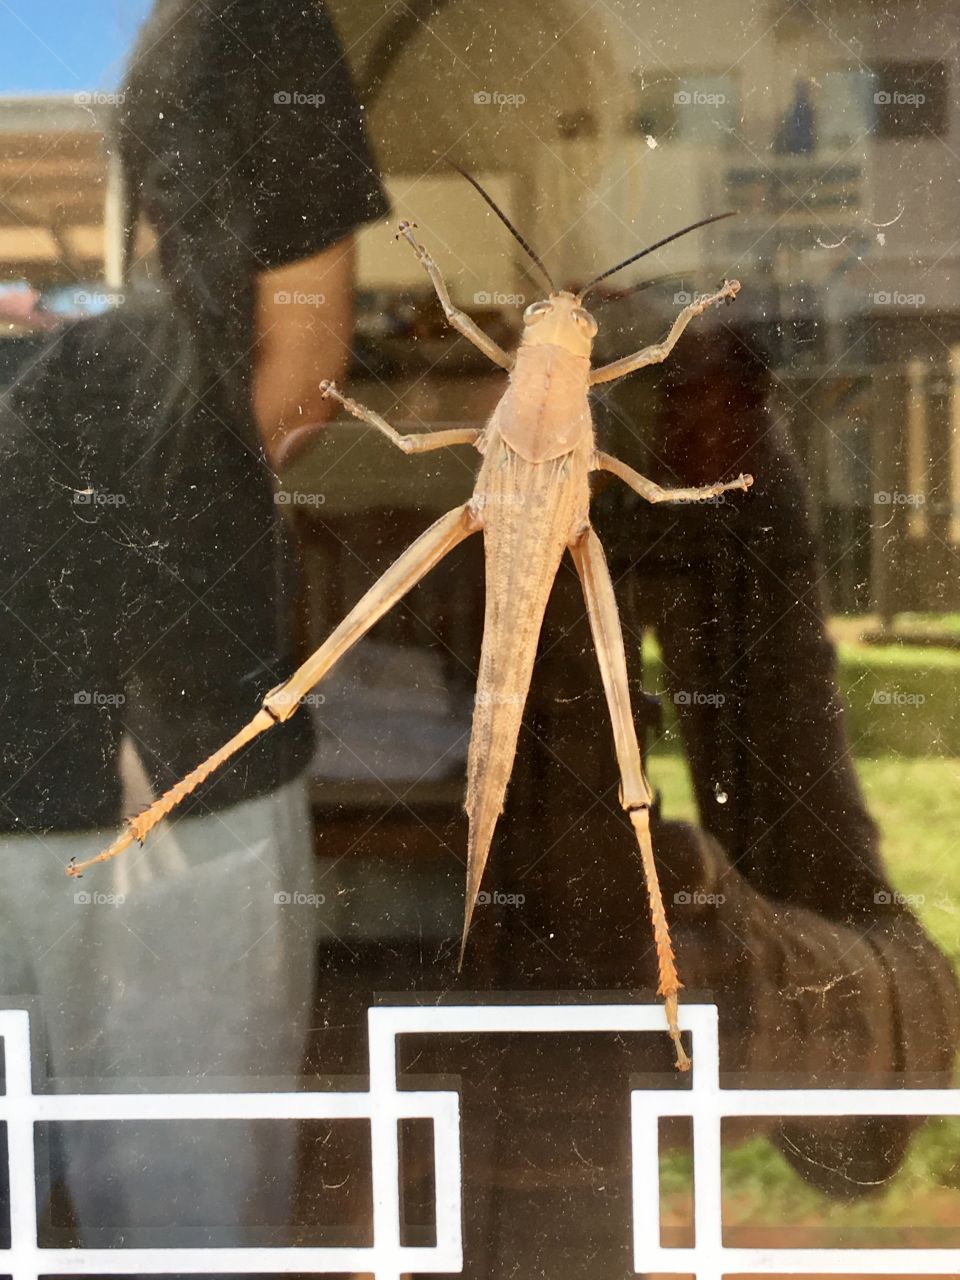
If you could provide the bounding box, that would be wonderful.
[521,291,598,358]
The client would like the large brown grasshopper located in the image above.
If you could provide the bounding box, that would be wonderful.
[69,171,751,1071]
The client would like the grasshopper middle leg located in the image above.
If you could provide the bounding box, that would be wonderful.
[595,451,753,504]
[570,524,690,1071]
[320,380,481,453]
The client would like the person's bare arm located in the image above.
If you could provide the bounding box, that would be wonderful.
[252,233,356,467]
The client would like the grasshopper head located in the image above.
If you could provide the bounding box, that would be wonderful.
[521,291,598,358]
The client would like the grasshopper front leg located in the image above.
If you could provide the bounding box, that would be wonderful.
[570,525,690,1071]
[589,279,740,386]
[397,221,515,371]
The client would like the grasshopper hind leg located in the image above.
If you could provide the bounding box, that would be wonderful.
[570,526,690,1072]
[68,505,480,879]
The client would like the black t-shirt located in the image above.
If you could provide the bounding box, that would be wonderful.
[0,0,389,834]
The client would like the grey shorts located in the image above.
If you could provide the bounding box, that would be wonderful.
[0,776,317,1244]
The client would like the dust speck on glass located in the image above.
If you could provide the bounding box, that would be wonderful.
[0,0,958,1272]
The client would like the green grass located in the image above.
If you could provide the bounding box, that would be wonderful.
[895,610,960,636]
[646,628,960,1237]
[662,1121,960,1243]
[650,752,960,968]
[642,633,960,757]
[836,641,960,757]
[859,757,960,967]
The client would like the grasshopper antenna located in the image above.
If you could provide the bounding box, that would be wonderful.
[583,273,680,305]
[577,211,737,301]
[449,160,556,294]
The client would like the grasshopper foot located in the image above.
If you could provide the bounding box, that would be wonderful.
[665,992,691,1072]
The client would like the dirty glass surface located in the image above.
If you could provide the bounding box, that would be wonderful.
[0,0,958,1274]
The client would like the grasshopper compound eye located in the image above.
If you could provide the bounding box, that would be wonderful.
[523,301,552,325]
[573,307,599,338]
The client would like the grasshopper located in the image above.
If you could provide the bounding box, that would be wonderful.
[68,170,751,1071]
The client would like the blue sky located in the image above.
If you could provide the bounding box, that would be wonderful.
[0,0,153,92]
